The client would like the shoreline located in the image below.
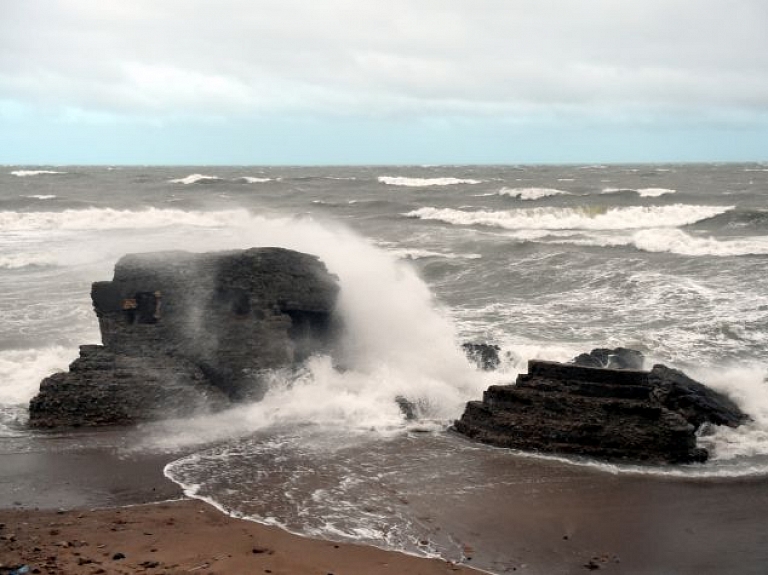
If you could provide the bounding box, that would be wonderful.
[0,498,483,575]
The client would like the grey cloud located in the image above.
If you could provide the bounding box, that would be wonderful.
[1,0,767,121]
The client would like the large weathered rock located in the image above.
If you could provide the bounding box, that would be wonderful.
[454,359,748,464]
[29,248,340,427]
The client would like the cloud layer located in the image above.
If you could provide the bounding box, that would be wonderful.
[3,0,768,120]
[1,1,767,163]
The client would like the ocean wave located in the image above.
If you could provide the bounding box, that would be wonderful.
[389,248,482,261]
[405,204,733,231]
[24,195,57,200]
[10,170,67,177]
[632,229,768,256]
[0,207,253,231]
[169,174,223,185]
[0,346,75,404]
[378,176,481,187]
[499,187,571,200]
[602,187,677,197]
[0,253,56,269]
[238,176,276,183]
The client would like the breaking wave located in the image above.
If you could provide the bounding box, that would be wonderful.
[602,187,677,197]
[405,204,733,231]
[498,187,571,200]
[238,176,276,183]
[632,229,768,256]
[10,170,67,177]
[388,248,482,261]
[169,174,223,185]
[0,207,253,231]
[24,195,57,200]
[0,253,56,269]
[378,176,481,187]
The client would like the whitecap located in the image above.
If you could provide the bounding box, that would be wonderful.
[405,204,732,231]
[10,170,67,177]
[498,187,571,200]
[602,187,676,197]
[238,176,275,183]
[169,174,222,185]
[0,207,253,232]
[23,195,57,200]
[0,253,56,269]
[632,228,768,256]
[378,176,481,187]
[388,248,482,261]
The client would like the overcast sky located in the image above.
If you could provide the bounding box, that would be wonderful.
[1,0,767,164]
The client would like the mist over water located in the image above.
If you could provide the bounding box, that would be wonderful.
[2,164,768,571]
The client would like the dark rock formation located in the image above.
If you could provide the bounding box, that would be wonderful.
[462,343,502,371]
[454,359,748,464]
[572,347,644,370]
[29,248,339,427]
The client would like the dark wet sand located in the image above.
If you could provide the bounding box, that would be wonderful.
[3,434,768,574]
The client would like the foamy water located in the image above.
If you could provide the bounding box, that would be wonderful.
[2,164,768,573]
[405,204,732,231]
[378,176,481,187]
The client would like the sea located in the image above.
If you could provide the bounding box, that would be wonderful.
[1,164,767,572]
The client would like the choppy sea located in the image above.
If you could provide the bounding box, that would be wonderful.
[1,164,767,570]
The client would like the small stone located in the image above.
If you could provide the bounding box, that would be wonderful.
[112,552,125,560]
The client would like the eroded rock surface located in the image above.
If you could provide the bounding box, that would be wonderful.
[454,357,748,464]
[29,248,339,427]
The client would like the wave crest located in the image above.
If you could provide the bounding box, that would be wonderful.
[10,170,67,177]
[499,187,570,200]
[602,187,677,197]
[169,174,223,185]
[0,207,253,231]
[405,204,732,231]
[632,229,768,256]
[378,176,481,187]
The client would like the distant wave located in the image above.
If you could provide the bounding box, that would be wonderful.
[10,170,67,177]
[238,176,276,183]
[602,187,677,197]
[0,207,252,231]
[378,176,481,187]
[0,253,55,269]
[537,228,768,257]
[632,229,768,257]
[404,204,733,231]
[499,187,571,200]
[169,174,223,185]
[24,195,57,200]
[389,248,482,261]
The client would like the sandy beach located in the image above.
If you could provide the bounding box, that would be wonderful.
[0,498,485,575]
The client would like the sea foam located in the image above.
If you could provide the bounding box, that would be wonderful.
[498,187,571,200]
[632,228,768,256]
[169,174,223,184]
[378,176,481,187]
[10,170,67,177]
[405,204,733,231]
[602,187,677,197]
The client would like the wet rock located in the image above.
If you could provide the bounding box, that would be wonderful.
[572,347,645,370]
[29,248,339,427]
[462,343,501,371]
[454,358,748,464]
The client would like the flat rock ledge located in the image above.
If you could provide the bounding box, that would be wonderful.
[29,247,339,428]
[454,359,748,464]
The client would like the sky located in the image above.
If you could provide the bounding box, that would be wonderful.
[1,0,767,165]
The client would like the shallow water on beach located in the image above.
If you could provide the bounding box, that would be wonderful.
[2,164,768,572]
